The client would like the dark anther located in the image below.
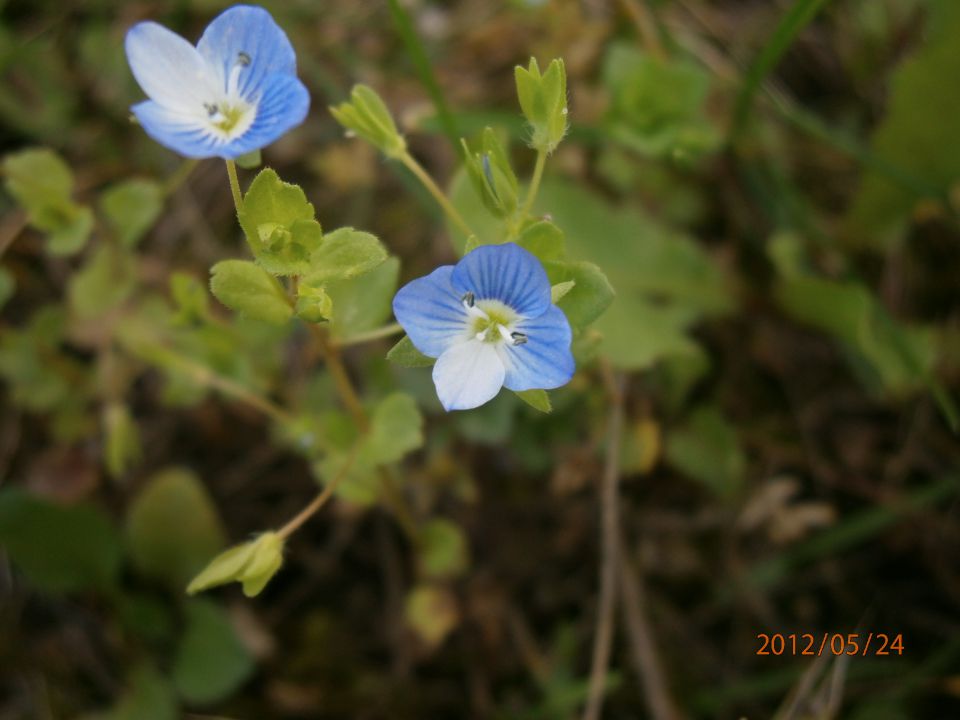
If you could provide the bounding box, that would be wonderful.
[462,292,475,307]
[510,332,528,345]
[237,51,252,66]
[204,102,218,117]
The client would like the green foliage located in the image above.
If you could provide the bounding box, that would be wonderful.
[295,283,334,323]
[0,488,122,592]
[330,84,407,158]
[304,227,387,282]
[209,259,293,325]
[104,402,142,478]
[603,44,721,161]
[318,392,423,505]
[238,168,323,276]
[418,518,470,578]
[665,406,745,498]
[404,583,459,646]
[169,272,209,324]
[387,335,435,367]
[126,468,227,588]
[68,244,137,319]
[514,58,568,153]
[187,532,285,597]
[514,388,552,413]
[845,0,960,247]
[775,272,935,395]
[172,599,255,704]
[2,147,93,254]
[544,260,614,330]
[100,179,163,247]
[327,256,399,340]
[516,219,566,262]
[461,127,519,218]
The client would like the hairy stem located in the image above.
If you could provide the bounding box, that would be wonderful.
[520,149,547,219]
[399,150,474,239]
[225,159,244,213]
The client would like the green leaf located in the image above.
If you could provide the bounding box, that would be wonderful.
[172,599,255,705]
[169,272,209,324]
[544,260,614,330]
[294,283,334,323]
[330,84,407,158]
[386,335,435,367]
[237,168,323,276]
[209,259,293,325]
[327,256,399,339]
[104,403,142,479]
[367,392,424,465]
[603,44,721,162]
[126,468,227,588]
[0,266,14,310]
[405,584,459,646]
[186,532,284,597]
[304,227,387,282]
[844,0,960,248]
[0,488,122,592]
[418,519,469,578]
[2,147,93,255]
[100,179,163,247]
[235,149,261,169]
[68,244,136,319]
[514,388,552,413]
[665,406,745,499]
[517,219,566,262]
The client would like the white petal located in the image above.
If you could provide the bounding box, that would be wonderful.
[432,339,505,411]
[125,21,218,115]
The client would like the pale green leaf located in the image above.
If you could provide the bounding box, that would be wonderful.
[386,335,435,367]
[514,388,552,413]
[209,259,292,325]
[305,227,387,282]
[100,179,163,247]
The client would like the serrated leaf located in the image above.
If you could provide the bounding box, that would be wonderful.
[0,488,121,592]
[126,468,226,588]
[100,179,163,247]
[386,335,435,367]
[237,168,322,276]
[514,388,552,413]
[172,599,254,705]
[305,227,387,282]
[209,259,292,325]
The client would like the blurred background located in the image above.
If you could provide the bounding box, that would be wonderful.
[1,0,959,717]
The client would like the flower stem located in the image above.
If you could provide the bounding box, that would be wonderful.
[277,443,359,540]
[307,323,368,431]
[399,150,473,239]
[520,148,547,219]
[334,322,404,347]
[163,159,199,197]
[225,159,244,213]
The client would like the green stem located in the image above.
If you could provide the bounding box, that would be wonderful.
[225,159,243,213]
[520,149,547,219]
[163,159,199,197]
[334,322,404,348]
[399,151,474,239]
[277,443,359,540]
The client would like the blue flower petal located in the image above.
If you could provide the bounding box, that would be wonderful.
[433,339,506,411]
[451,243,550,318]
[501,305,574,391]
[126,21,219,115]
[131,100,224,159]
[221,73,310,158]
[393,266,469,357]
[197,5,297,100]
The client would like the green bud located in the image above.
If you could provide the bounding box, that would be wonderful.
[514,58,568,153]
[460,128,519,218]
[330,85,407,159]
[186,532,284,597]
[295,284,334,323]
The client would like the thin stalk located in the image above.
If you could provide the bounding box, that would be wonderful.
[225,159,244,213]
[163,159,199,197]
[399,151,474,239]
[520,149,547,219]
[277,443,360,540]
[334,322,404,348]
[307,323,368,431]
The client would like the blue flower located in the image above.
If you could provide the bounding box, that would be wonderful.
[125,5,309,159]
[394,243,575,411]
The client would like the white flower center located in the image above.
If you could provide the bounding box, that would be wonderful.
[201,52,257,141]
[461,294,527,346]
